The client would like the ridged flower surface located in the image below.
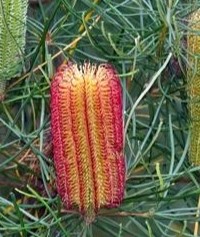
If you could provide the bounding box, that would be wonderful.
[0,0,27,99]
[51,62,125,221]
[187,9,200,165]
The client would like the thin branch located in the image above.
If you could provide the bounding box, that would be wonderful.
[194,195,200,236]
[98,210,153,218]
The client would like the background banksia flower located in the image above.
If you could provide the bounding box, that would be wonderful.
[0,0,28,100]
[50,61,125,222]
[187,9,200,166]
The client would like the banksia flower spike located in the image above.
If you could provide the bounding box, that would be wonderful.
[50,61,125,223]
[0,0,28,100]
[187,9,200,165]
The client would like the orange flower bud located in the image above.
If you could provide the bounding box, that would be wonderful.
[50,62,125,222]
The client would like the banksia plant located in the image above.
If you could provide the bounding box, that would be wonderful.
[187,8,200,165]
[0,0,28,100]
[50,61,125,223]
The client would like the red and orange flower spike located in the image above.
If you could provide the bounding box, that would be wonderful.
[50,61,125,222]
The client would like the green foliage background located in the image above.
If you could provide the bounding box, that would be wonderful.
[0,0,200,236]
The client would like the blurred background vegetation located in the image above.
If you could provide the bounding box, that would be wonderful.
[0,0,200,236]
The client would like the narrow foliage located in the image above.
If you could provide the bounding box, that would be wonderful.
[50,61,125,222]
[187,8,200,165]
